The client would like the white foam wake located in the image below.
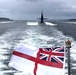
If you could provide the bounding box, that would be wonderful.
[27,22,38,26]
[27,21,56,26]
[45,22,56,26]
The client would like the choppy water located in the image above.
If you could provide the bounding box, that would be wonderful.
[0,20,76,75]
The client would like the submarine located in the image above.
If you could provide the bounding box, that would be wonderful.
[37,11,47,24]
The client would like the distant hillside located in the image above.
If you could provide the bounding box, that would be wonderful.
[0,17,12,21]
[68,19,76,21]
[55,19,76,22]
[62,19,76,22]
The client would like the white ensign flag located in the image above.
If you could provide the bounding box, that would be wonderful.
[9,42,65,75]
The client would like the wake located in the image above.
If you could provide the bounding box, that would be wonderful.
[26,21,56,26]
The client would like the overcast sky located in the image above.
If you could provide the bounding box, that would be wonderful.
[0,0,76,20]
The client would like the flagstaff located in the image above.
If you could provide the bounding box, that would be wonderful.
[65,39,71,75]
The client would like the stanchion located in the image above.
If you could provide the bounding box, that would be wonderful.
[65,39,71,75]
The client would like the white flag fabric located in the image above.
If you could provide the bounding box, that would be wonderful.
[9,43,65,75]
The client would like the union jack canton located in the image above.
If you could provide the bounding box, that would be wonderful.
[38,47,64,68]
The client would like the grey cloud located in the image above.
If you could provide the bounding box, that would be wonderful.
[0,0,76,20]
[25,0,42,2]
